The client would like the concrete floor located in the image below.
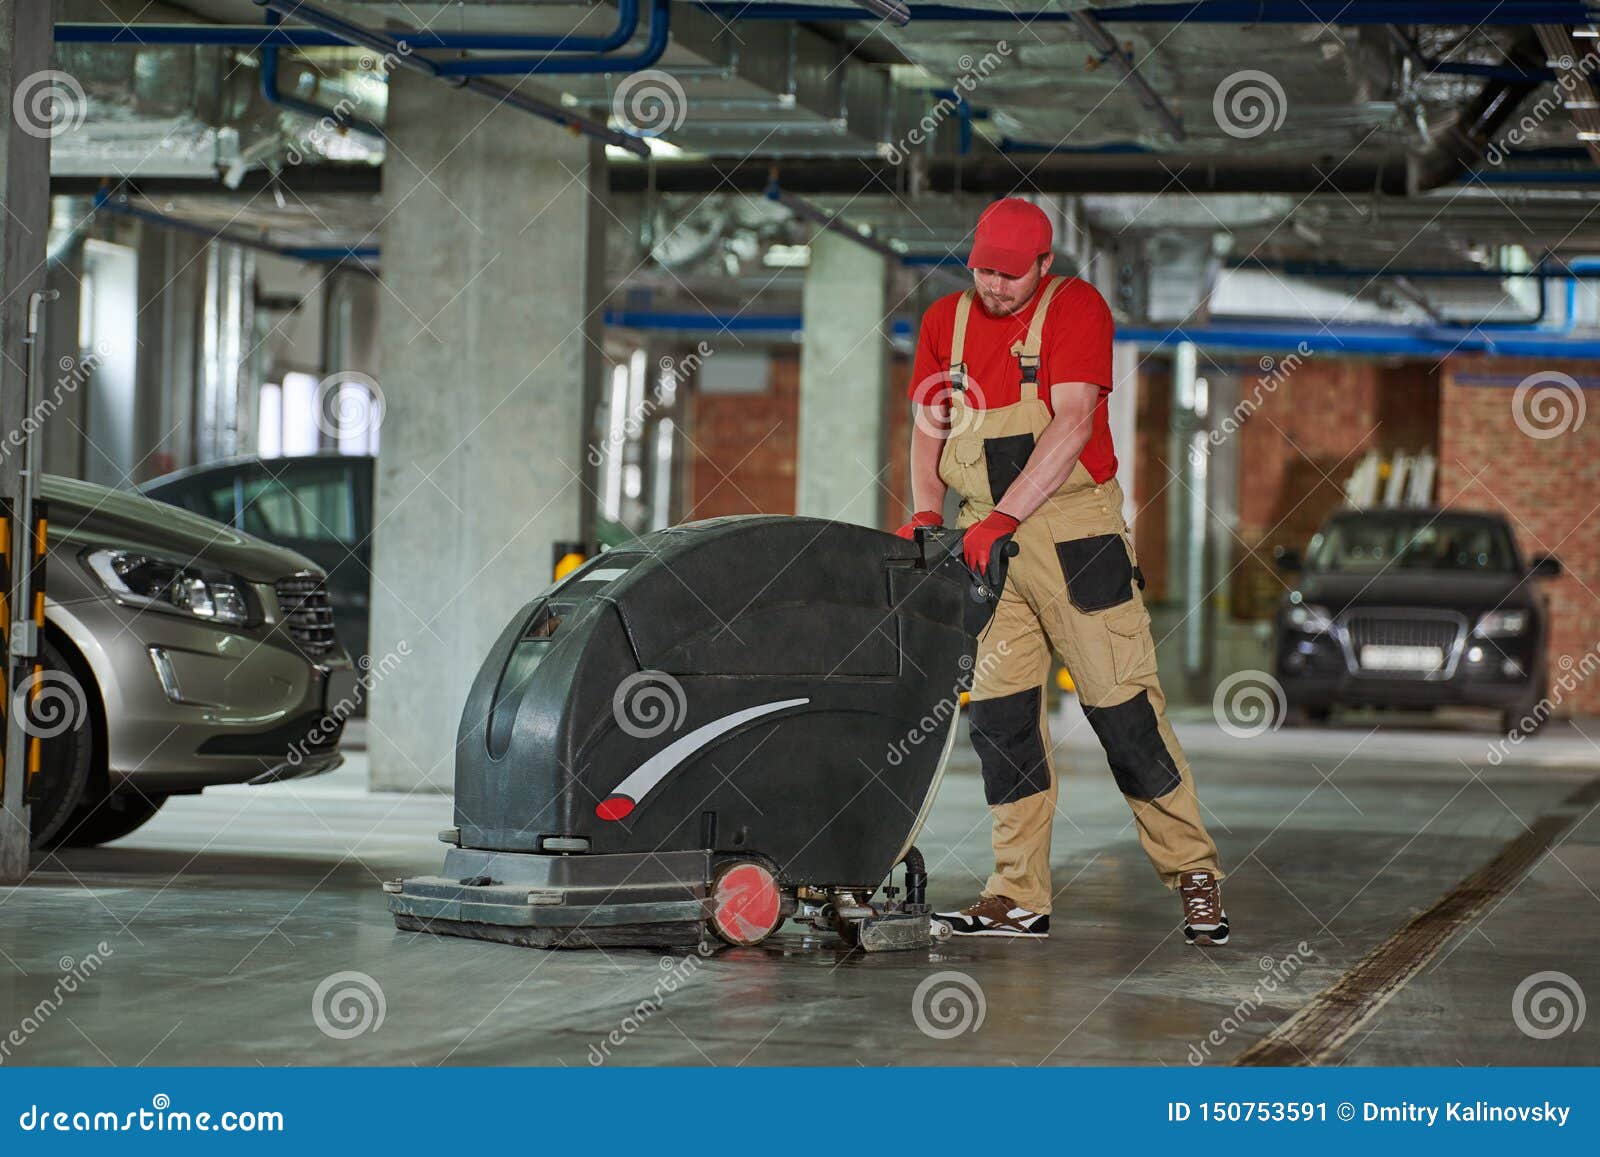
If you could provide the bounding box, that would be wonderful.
[3,708,1597,1068]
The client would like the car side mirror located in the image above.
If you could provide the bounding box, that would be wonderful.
[1272,545,1303,572]
[1530,554,1562,578]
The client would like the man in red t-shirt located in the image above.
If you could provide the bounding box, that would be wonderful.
[896,198,1229,947]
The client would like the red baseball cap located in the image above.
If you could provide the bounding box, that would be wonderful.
[967,197,1053,277]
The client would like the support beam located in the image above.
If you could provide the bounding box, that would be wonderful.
[364,70,605,793]
[796,231,890,527]
[1,0,54,879]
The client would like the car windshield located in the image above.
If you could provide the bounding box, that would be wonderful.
[1306,514,1517,574]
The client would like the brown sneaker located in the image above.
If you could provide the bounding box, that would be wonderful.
[1179,869,1229,946]
[932,894,1049,938]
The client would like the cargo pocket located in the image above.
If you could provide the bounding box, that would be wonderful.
[1104,599,1158,687]
[983,433,1034,504]
[1055,533,1136,613]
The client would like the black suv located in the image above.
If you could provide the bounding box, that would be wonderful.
[1272,509,1559,731]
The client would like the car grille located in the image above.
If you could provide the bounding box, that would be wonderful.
[1339,610,1466,680]
[275,574,338,658]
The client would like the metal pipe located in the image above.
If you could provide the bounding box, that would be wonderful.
[426,0,669,76]
[61,0,640,51]
[764,180,905,263]
[612,152,1415,195]
[1069,9,1186,140]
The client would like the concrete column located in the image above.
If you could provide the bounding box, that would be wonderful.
[796,231,889,527]
[1,0,54,878]
[365,72,603,792]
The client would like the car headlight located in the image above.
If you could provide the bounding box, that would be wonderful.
[1474,609,1528,637]
[84,548,257,626]
[1286,602,1334,634]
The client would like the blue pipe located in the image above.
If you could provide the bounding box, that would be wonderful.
[1235,258,1600,281]
[93,190,379,266]
[1467,167,1600,184]
[601,311,1600,356]
[255,0,666,79]
[430,0,669,76]
[605,310,803,334]
[1119,322,1600,358]
[62,0,640,51]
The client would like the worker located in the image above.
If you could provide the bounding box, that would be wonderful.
[895,197,1229,946]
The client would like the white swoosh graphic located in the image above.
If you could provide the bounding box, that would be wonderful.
[604,697,810,810]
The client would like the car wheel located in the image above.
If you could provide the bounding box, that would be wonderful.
[25,639,96,849]
[51,791,168,848]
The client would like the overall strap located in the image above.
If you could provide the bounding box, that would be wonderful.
[948,289,976,401]
[1009,275,1066,403]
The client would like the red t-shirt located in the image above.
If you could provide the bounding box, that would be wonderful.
[908,274,1118,483]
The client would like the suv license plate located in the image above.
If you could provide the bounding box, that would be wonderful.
[1360,644,1443,672]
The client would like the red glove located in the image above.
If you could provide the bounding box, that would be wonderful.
[893,510,943,540]
[962,511,1020,575]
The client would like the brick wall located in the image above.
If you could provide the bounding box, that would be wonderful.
[687,349,913,531]
[1437,356,1600,715]
[1134,353,1440,616]
[687,350,798,518]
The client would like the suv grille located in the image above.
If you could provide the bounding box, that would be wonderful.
[1339,609,1466,680]
[275,574,338,658]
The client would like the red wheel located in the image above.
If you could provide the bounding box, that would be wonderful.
[708,861,783,946]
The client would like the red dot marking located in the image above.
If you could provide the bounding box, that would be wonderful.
[595,796,635,821]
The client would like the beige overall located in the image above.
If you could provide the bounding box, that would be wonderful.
[938,279,1222,913]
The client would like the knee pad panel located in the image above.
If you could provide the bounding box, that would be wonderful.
[1083,689,1182,799]
[969,686,1050,805]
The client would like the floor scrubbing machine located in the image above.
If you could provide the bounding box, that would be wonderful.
[386,515,1012,952]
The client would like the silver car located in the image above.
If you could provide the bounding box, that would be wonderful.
[27,475,355,848]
